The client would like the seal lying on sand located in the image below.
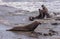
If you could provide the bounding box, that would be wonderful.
[29,5,51,21]
[29,9,43,21]
[7,21,41,31]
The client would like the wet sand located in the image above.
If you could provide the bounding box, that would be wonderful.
[0,11,60,39]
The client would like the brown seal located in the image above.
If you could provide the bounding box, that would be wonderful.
[29,9,43,21]
[7,21,41,31]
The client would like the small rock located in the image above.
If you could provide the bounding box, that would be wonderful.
[49,29,57,33]
[48,33,53,36]
[37,32,42,35]
[43,33,48,36]
[51,23,58,25]
[55,18,60,21]
[49,29,58,35]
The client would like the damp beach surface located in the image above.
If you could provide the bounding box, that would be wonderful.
[0,11,60,39]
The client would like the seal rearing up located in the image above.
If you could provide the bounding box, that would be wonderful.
[7,21,41,31]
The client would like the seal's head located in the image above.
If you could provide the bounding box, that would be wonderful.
[41,5,45,7]
[34,21,41,25]
[29,17,35,21]
[41,5,45,9]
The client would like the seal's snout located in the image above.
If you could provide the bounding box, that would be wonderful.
[39,22,41,24]
[34,21,41,25]
[38,22,41,24]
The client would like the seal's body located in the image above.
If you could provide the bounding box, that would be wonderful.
[7,21,41,31]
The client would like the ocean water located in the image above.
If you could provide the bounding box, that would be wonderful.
[0,0,60,39]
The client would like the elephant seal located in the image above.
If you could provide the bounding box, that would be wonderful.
[29,9,43,21]
[7,21,41,31]
[29,16,35,21]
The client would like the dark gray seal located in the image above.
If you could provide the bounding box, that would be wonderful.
[7,21,41,31]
